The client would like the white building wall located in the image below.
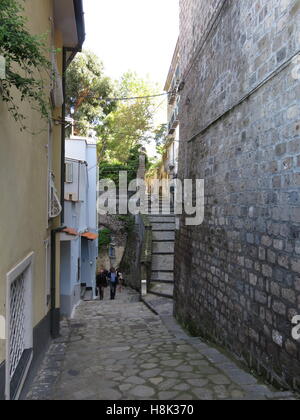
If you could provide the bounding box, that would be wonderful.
[60,136,98,317]
[86,143,97,233]
[65,137,87,162]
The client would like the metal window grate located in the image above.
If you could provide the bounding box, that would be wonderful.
[9,274,26,379]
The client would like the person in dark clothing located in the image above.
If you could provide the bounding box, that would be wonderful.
[108,267,118,300]
[96,268,108,300]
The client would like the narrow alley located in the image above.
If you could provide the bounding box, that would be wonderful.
[25,289,294,401]
[1,0,300,403]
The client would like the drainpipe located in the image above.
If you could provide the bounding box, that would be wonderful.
[50,47,67,339]
[60,47,67,224]
[50,226,66,338]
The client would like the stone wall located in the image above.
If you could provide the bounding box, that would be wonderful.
[120,215,146,291]
[175,0,300,390]
[98,214,127,271]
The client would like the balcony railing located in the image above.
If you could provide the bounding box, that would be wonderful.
[168,106,179,135]
[168,68,180,105]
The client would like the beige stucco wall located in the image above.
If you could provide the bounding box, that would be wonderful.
[0,0,63,365]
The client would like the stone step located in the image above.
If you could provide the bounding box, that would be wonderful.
[152,231,175,241]
[149,211,175,216]
[151,271,174,282]
[151,279,174,284]
[147,198,174,203]
[152,242,175,254]
[148,204,174,209]
[149,216,175,223]
[148,204,174,210]
[151,223,176,231]
[152,255,174,271]
[149,282,174,299]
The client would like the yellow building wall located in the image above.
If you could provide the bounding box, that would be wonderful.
[0,0,63,365]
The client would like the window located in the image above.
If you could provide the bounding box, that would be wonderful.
[6,253,34,400]
[65,162,73,183]
[109,246,116,259]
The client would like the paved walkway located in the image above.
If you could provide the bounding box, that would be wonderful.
[26,288,295,400]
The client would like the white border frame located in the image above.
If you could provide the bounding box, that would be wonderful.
[5,252,34,400]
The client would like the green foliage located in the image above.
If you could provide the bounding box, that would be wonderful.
[153,123,168,155]
[66,50,116,136]
[98,71,158,162]
[98,228,111,250]
[65,52,158,164]
[99,145,148,187]
[0,0,51,129]
[146,124,168,178]
[118,215,135,234]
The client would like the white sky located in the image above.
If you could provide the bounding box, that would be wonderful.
[82,0,179,157]
[83,0,179,88]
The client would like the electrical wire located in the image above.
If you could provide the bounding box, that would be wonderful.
[53,88,176,127]
[53,117,182,140]
[81,91,174,102]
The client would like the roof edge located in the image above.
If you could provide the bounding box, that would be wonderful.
[66,0,86,65]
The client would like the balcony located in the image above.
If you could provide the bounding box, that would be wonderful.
[168,106,179,135]
[168,66,180,105]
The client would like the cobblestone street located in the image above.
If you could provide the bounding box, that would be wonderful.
[26,288,296,401]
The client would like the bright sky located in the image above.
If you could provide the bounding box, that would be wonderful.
[83,0,179,88]
[83,0,179,157]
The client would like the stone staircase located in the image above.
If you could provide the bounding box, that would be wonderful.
[148,198,175,299]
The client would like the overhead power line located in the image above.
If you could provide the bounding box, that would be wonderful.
[84,91,174,102]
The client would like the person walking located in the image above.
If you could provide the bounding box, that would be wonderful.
[108,267,118,300]
[117,269,125,293]
[96,268,108,301]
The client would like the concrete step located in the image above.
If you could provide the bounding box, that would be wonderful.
[151,279,174,284]
[149,211,175,216]
[152,242,175,254]
[149,282,174,299]
[152,231,175,241]
[149,216,175,223]
[152,255,174,271]
[151,223,176,231]
[151,271,174,282]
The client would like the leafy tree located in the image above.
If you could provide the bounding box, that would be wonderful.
[66,53,158,164]
[66,50,116,136]
[145,124,169,179]
[153,123,168,155]
[99,145,148,187]
[98,71,158,162]
[0,0,51,129]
